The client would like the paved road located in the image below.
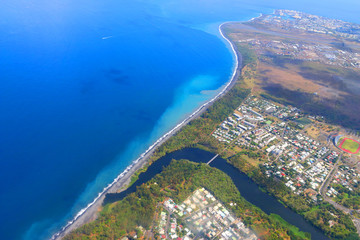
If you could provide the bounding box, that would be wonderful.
[318,153,360,235]
[319,153,342,195]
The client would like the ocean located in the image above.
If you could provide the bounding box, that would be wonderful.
[0,0,359,239]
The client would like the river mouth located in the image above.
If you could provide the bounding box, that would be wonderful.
[105,147,329,240]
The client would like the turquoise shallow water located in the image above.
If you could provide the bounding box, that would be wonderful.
[0,0,359,239]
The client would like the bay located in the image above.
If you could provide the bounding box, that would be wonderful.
[0,0,359,239]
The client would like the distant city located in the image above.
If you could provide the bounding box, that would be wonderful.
[264,10,360,41]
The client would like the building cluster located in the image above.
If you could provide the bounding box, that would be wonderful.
[157,211,170,237]
[245,9,360,69]
[213,97,302,151]
[238,38,360,69]
[212,104,263,144]
[327,165,360,198]
[263,141,338,198]
[211,95,345,201]
[245,97,300,119]
[260,9,360,41]
[156,188,257,240]
[156,198,189,240]
[212,99,281,148]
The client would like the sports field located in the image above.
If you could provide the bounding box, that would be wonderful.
[338,137,360,154]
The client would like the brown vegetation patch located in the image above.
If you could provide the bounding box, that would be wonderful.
[305,126,321,140]
[258,61,348,100]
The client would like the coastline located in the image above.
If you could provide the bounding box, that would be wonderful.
[52,22,242,240]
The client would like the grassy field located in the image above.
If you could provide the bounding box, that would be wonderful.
[295,117,313,125]
[340,138,360,154]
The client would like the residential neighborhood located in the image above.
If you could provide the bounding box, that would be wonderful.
[154,188,258,240]
[211,95,360,211]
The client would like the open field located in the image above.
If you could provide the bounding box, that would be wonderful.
[224,22,360,130]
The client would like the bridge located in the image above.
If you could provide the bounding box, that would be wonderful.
[207,154,219,165]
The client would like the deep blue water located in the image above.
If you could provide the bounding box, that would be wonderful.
[0,0,359,239]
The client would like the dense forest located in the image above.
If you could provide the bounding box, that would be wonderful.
[65,160,309,240]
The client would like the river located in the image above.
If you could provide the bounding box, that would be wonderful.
[105,147,329,240]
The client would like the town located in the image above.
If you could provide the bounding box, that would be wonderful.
[154,188,258,240]
[211,95,360,219]
[260,10,360,42]
[241,9,360,69]
[238,38,360,69]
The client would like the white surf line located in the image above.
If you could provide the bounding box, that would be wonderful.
[248,13,263,22]
[51,22,239,240]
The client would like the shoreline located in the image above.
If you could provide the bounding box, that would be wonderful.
[52,22,242,240]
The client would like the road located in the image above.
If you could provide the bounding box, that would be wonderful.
[319,153,342,195]
[318,153,360,235]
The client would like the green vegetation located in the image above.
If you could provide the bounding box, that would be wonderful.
[333,184,360,210]
[65,160,307,240]
[288,121,304,130]
[269,214,311,240]
[295,117,312,125]
[128,164,150,187]
[235,43,258,68]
